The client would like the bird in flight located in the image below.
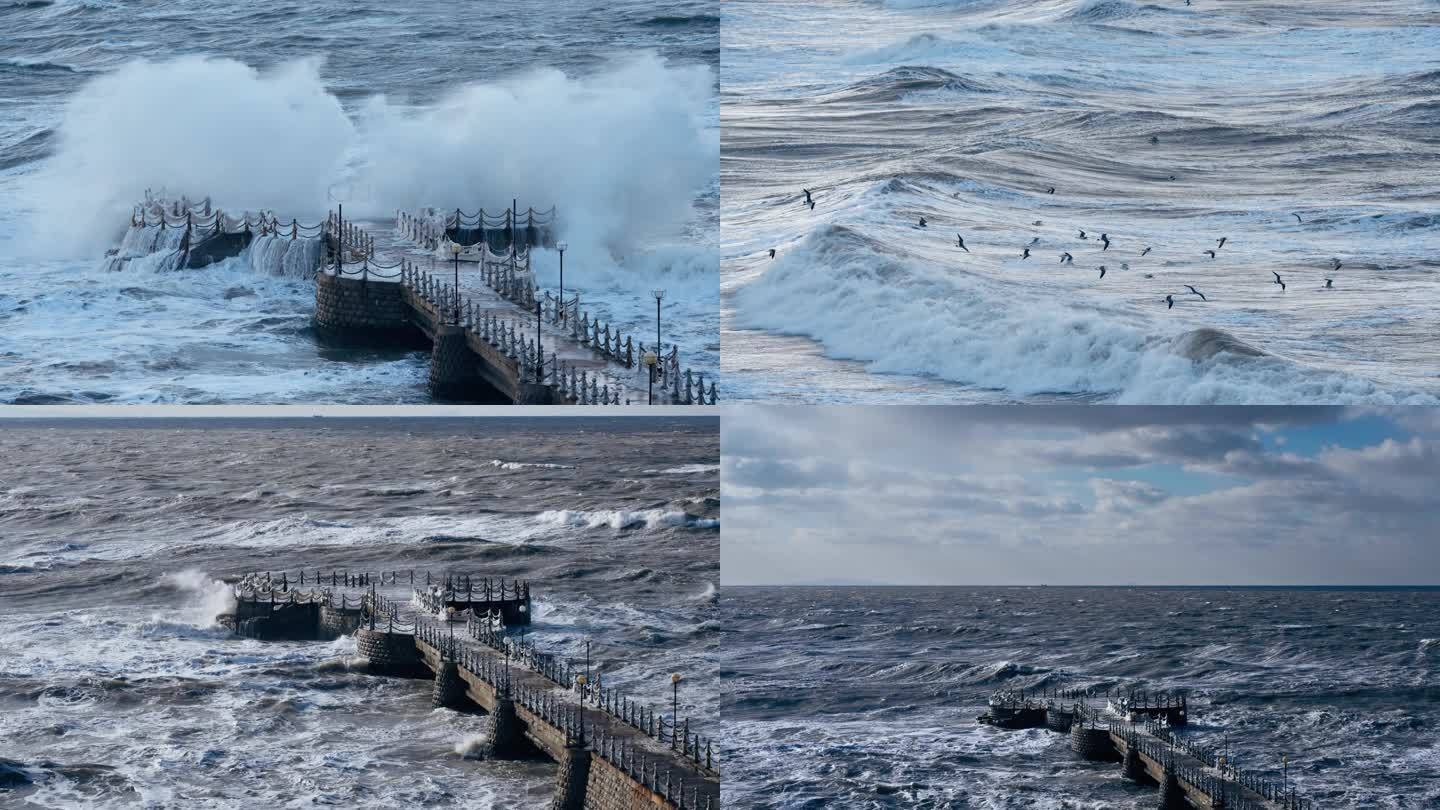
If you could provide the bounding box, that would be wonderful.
[1060,252,1074,264]
[1273,271,1286,291]
[1204,250,1216,259]
[1185,285,1206,301]
[1140,246,1152,257]
[956,234,969,252]
[1217,237,1227,249]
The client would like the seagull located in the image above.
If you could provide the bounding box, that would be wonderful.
[1166,294,1175,309]
[1046,187,1056,194]
[1150,135,1159,144]
[1325,278,1334,288]
[1185,285,1206,301]
[1078,229,1088,240]
[1032,220,1044,226]
[1028,237,1040,246]
[1217,237,1227,249]
[1330,258,1342,271]
[1098,266,1107,278]
[809,200,815,210]
[919,217,927,228]
[1273,271,1286,291]
[802,188,812,205]
[768,248,776,259]
[1141,246,1152,257]
[1293,213,1303,223]
[1060,252,1074,264]
[1100,233,1111,250]
[1120,263,1130,271]
[1022,248,1031,259]
[957,234,969,252]
[1204,250,1216,258]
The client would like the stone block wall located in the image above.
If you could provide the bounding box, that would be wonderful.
[319,604,363,639]
[582,756,669,810]
[356,629,432,679]
[1070,724,1120,762]
[313,272,414,339]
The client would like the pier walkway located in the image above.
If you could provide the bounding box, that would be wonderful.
[982,688,1313,810]
[220,570,719,810]
[118,196,718,405]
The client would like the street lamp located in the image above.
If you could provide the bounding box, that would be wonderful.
[584,637,591,683]
[643,351,658,405]
[449,241,462,325]
[670,672,682,727]
[535,298,543,383]
[574,673,589,744]
[556,240,568,324]
[652,289,666,356]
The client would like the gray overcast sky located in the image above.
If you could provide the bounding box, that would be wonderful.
[722,406,1440,586]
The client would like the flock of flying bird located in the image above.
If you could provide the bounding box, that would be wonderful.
[770,187,1345,310]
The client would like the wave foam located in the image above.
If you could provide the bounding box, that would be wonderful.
[536,509,718,530]
[733,223,1437,404]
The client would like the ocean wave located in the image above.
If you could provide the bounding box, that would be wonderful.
[535,509,719,530]
[651,463,720,474]
[488,459,576,470]
[0,56,92,74]
[639,13,718,27]
[822,65,996,105]
[732,222,1437,405]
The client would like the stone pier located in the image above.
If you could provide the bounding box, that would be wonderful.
[109,197,720,405]
[217,569,720,810]
[981,688,1314,809]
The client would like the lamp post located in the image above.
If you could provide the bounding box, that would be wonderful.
[670,672,681,729]
[574,673,588,744]
[557,240,568,324]
[450,241,462,325]
[652,289,665,355]
[535,298,543,383]
[584,637,591,683]
[644,351,658,405]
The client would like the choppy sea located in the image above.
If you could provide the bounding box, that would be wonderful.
[722,586,1440,808]
[0,417,720,808]
[0,0,718,403]
[722,0,1440,404]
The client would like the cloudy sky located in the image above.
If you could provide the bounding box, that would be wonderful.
[723,406,1440,586]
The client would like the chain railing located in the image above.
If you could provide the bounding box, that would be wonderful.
[1060,696,1312,810]
[409,617,716,808]
[462,611,717,774]
[397,208,718,404]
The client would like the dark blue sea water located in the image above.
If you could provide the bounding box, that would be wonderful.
[722,586,1440,808]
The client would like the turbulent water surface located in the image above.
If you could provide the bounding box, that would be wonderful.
[722,586,1440,809]
[0,417,719,808]
[0,0,718,403]
[722,0,1440,404]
